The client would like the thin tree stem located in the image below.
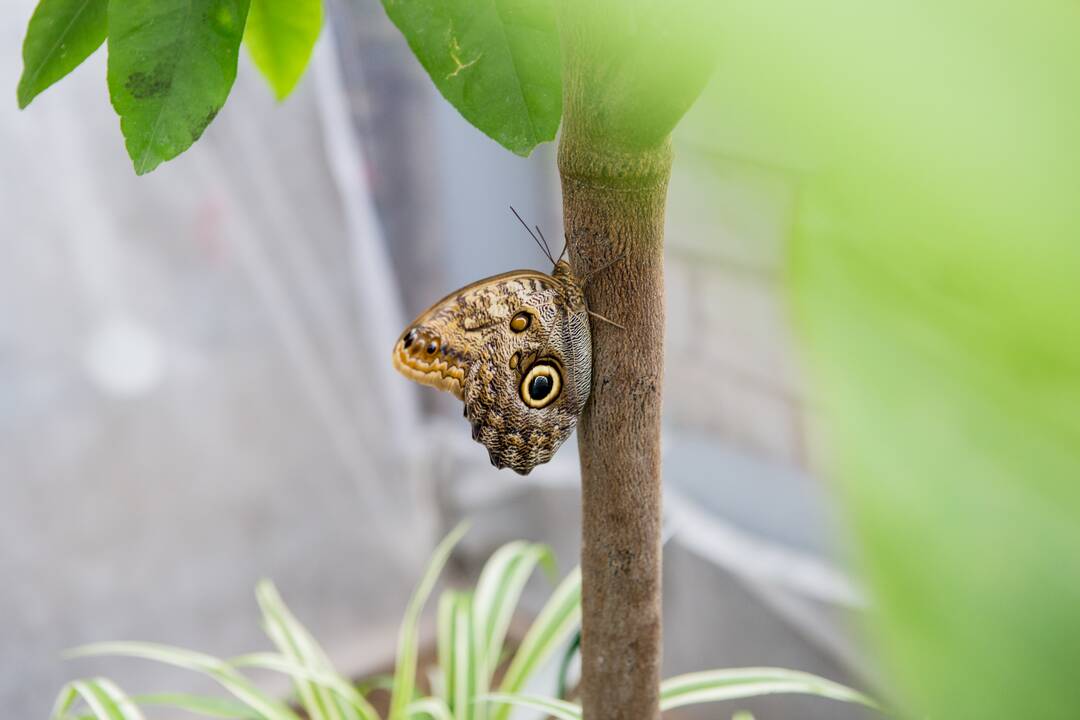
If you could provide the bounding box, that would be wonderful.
[559,133,672,720]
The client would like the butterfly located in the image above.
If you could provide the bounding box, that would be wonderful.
[392,210,594,474]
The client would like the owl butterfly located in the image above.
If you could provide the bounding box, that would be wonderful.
[392,211,592,474]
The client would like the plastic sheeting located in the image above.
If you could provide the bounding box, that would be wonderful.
[1,9,434,714]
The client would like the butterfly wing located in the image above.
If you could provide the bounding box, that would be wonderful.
[393,266,591,474]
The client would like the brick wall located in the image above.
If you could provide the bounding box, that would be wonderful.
[664,140,809,468]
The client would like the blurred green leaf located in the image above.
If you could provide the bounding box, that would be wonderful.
[482,694,581,720]
[390,523,470,720]
[406,697,453,720]
[230,652,379,720]
[255,580,375,720]
[17,0,107,109]
[52,678,144,720]
[67,642,299,720]
[380,0,561,156]
[107,0,251,175]
[557,0,720,150]
[245,0,323,101]
[699,2,1080,718]
[659,668,877,712]
[131,693,259,719]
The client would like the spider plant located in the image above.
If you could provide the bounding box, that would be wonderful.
[52,524,878,720]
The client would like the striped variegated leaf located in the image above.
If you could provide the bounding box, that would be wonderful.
[659,668,879,712]
[255,580,370,720]
[51,677,145,720]
[229,652,381,719]
[65,643,299,720]
[389,523,470,720]
[131,693,259,718]
[480,694,581,720]
[494,567,581,720]
[472,541,555,685]
[406,697,453,720]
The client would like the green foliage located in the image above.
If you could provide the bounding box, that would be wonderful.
[658,669,877,711]
[52,678,144,720]
[485,664,878,720]
[18,0,720,168]
[245,0,323,101]
[16,0,321,173]
[53,526,874,720]
[17,0,107,108]
[106,0,251,175]
[693,2,1080,718]
[379,0,561,157]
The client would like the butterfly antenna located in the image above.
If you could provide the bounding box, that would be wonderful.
[534,224,557,268]
[588,310,627,331]
[510,206,555,265]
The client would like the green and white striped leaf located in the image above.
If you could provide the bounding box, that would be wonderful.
[480,694,581,720]
[659,668,878,712]
[132,693,260,718]
[406,697,453,720]
[494,567,580,720]
[65,642,300,720]
[389,522,470,720]
[52,678,145,720]
[472,542,554,679]
[436,591,479,720]
[256,580,365,720]
[229,652,379,720]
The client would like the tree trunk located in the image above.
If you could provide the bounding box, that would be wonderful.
[559,126,672,719]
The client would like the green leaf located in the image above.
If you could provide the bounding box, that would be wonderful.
[471,541,554,687]
[255,581,371,720]
[493,567,580,720]
[17,0,107,109]
[51,679,145,720]
[380,0,561,156]
[245,0,323,100]
[389,523,470,720]
[443,593,477,720]
[659,669,878,712]
[229,652,379,720]
[107,0,251,175]
[132,693,259,719]
[698,2,1080,718]
[480,694,580,720]
[406,697,453,720]
[66,642,300,720]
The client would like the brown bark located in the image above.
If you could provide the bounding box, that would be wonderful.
[559,131,672,718]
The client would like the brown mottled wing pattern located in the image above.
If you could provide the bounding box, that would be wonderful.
[392,261,592,474]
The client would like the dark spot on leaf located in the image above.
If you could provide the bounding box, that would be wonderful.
[190,107,220,141]
[126,62,173,99]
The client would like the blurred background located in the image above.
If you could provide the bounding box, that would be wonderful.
[2,0,873,717]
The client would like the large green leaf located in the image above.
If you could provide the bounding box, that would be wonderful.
[380,0,561,156]
[17,0,107,109]
[245,0,323,100]
[699,2,1080,718]
[107,0,251,175]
